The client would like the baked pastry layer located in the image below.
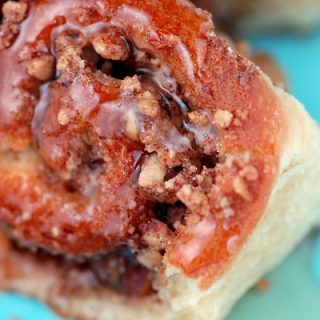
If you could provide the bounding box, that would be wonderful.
[1,89,320,320]
[0,1,320,319]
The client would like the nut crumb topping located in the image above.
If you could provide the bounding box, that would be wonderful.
[57,108,71,126]
[137,91,160,118]
[51,226,60,237]
[91,29,129,61]
[2,1,28,23]
[213,109,234,128]
[240,165,259,181]
[233,176,252,201]
[124,110,140,141]
[177,184,210,217]
[121,76,142,93]
[137,249,163,269]
[187,110,210,127]
[142,220,171,250]
[223,207,235,219]
[26,55,55,81]
[138,154,166,187]
[21,211,32,222]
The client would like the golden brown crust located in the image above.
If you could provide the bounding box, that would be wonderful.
[0,230,175,320]
[0,0,285,289]
[1,2,320,320]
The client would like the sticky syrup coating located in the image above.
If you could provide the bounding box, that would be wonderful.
[0,0,284,287]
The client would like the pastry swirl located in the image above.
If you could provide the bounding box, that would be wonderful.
[0,0,284,286]
[1,2,320,319]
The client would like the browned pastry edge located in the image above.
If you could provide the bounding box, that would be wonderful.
[0,0,285,291]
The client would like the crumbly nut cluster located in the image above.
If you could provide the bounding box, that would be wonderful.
[0,1,28,49]
[213,109,234,128]
[91,28,129,61]
[138,154,166,188]
[2,1,28,23]
[26,54,55,81]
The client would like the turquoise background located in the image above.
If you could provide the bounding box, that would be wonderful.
[0,30,320,320]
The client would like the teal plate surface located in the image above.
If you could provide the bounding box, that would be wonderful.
[1,30,320,320]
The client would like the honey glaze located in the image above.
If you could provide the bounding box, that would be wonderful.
[0,0,284,289]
